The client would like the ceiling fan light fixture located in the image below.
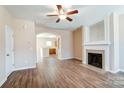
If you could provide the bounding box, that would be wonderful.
[59,15,66,20]
[47,5,79,23]
[67,9,71,12]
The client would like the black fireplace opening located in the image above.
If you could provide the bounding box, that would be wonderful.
[88,53,102,69]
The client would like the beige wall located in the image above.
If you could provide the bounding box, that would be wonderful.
[0,6,13,86]
[73,27,83,61]
[36,27,73,60]
[13,19,36,69]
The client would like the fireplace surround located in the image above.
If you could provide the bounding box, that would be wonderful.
[83,44,110,71]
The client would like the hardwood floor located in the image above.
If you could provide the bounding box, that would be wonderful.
[1,56,124,88]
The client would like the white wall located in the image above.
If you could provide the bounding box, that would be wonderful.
[119,13,124,71]
[0,6,13,86]
[13,19,37,69]
[89,21,105,42]
[36,27,73,60]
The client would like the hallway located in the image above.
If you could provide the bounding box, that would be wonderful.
[2,57,124,88]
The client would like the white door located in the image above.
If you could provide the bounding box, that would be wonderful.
[5,25,14,78]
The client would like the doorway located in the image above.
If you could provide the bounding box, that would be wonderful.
[36,33,61,62]
[5,25,14,78]
[49,48,56,55]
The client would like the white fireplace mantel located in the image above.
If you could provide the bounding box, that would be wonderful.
[84,41,111,46]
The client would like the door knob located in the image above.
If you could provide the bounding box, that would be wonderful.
[6,54,10,56]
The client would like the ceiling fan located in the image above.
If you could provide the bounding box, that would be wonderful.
[47,5,78,23]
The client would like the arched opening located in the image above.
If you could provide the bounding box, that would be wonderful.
[36,33,61,62]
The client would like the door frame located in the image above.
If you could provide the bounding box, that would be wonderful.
[36,33,62,62]
[5,25,14,78]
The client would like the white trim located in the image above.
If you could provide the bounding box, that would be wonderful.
[113,13,120,71]
[84,42,111,46]
[104,14,110,42]
[118,69,124,72]
[0,77,7,87]
[108,69,120,73]
[108,69,124,73]
[84,26,90,43]
[14,65,36,71]
[5,25,15,80]
[60,57,74,60]
[73,57,82,61]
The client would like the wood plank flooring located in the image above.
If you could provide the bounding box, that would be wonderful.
[1,56,124,88]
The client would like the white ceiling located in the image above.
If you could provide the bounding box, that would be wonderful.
[4,5,124,30]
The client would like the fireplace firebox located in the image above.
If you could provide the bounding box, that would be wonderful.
[88,53,102,68]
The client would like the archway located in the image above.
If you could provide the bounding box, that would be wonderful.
[36,33,61,63]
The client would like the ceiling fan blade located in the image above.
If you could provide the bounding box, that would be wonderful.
[56,5,62,11]
[66,17,73,22]
[47,14,58,16]
[66,10,78,15]
[56,18,60,23]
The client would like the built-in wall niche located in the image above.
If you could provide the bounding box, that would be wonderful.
[89,20,105,42]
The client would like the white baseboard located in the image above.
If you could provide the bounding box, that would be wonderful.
[14,64,36,71]
[60,57,74,60]
[108,69,120,73]
[118,69,124,72]
[73,58,82,61]
[74,57,82,61]
[108,70,119,73]
[0,77,7,87]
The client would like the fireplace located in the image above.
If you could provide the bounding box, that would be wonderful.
[84,46,109,71]
[88,53,102,69]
